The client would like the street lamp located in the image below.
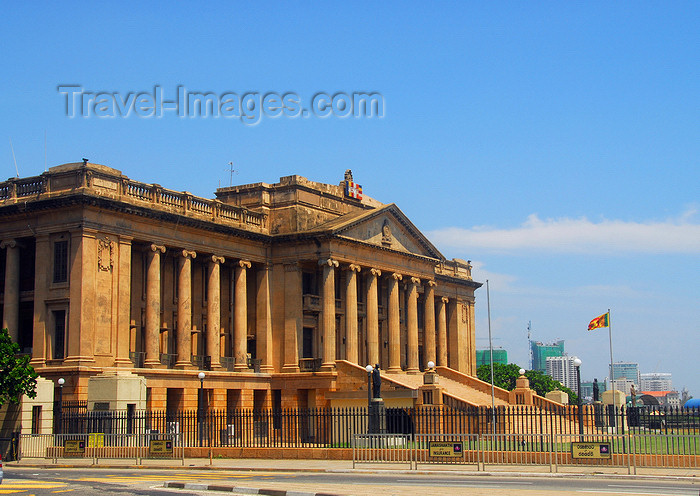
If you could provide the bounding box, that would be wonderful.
[573,358,583,441]
[427,361,435,370]
[365,364,373,407]
[197,372,205,447]
[57,378,65,434]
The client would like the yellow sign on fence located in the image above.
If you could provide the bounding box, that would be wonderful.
[88,433,105,447]
[429,441,463,457]
[149,439,174,455]
[571,442,612,459]
[64,440,85,455]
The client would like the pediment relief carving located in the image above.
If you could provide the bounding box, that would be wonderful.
[337,212,437,258]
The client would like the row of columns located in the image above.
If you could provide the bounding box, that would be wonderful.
[144,244,258,370]
[317,258,452,373]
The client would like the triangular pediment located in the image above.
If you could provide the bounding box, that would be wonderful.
[322,204,443,259]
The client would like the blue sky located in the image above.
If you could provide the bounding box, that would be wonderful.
[2,2,698,395]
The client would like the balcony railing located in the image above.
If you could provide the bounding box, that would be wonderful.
[299,358,322,372]
[191,355,211,370]
[220,356,235,371]
[247,357,262,373]
[303,294,321,312]
[0,166,267,233]
[129,351,145,368]
[160,353,177,368]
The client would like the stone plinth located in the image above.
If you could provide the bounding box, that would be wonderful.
[87,372,147,410]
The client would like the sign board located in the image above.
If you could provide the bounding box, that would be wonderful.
[429,441,463,457]
[64,440,86,455]
[88,433,104,447]
[149,439,174,455]
[571,442,612,459]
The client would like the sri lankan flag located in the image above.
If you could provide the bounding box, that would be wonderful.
[588,312,609,331]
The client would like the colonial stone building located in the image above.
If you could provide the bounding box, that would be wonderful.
[1,162,485,414]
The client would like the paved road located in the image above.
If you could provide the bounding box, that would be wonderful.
[2,467,699,496]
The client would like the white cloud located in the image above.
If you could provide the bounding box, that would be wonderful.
[429,210,700,255]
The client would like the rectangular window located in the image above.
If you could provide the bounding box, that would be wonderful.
[53,240,68,283]
[53,310,66,360]
[32,405,42,434]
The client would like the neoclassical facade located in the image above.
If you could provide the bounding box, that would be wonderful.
[0,162,481,412]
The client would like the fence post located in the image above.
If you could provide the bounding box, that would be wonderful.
[549,431,555,473]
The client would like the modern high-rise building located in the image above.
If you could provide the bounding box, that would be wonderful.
[545,355,580,393]
[530,340,565,373]
[476,348,508,368]
[610,362,640,386]
[640,373,672,391]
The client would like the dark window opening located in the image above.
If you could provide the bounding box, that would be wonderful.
[302,272,317,295]
[53,240,68,283]
[19,238,35,292]
[53,310,66,360]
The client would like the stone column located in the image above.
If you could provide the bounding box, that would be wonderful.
[32,235,49,366]
[366,268,381,366]
[115,237,133,367]
[437,297,448,367]
[175,249,196,368]
[406,277,420,373]
[234,260,251,371]
[344,264,361,364]
[207,255,225,369]
[1,240,20,343]
[387,272,402,373]
[423,281,437,368]
[468,299,476,375]
[145,244,165,368]
[282,263,301,372]
[256,263,273,373]
[319,258,339,370]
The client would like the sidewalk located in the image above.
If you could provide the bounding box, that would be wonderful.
[8,456,699,479]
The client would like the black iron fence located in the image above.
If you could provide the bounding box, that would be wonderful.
[52,404,700,449]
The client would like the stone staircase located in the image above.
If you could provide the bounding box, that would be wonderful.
[381,370,511,407]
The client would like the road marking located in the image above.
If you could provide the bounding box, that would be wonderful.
[578,491,696,495]
[609,485,696,491]
[396,479,533,484]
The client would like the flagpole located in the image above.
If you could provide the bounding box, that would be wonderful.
[607,308,616,431]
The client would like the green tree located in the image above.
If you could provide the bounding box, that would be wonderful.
[0,328,38,407]
[477,363,578,404]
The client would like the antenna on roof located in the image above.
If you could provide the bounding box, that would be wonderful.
[44,130,47,172]
[226,161,238,187]
[9,138,19,177]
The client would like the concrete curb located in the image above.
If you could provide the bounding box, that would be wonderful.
[6,461,698,482]
[164,481,342,496]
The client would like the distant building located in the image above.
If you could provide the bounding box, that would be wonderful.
[610,362,640,387]
[640,373,672,391]
[609,378,636,395]
[546,355,580,393]
[639,390,681,407]
[531,340,565,374]
[476,348,508,368]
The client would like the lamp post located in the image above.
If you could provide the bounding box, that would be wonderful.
[365,364,374,433]
[573,358,583,441]
[57,378,65,435]
[197,372,205,447]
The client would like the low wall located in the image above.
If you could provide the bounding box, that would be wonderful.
[184,447,353,459]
